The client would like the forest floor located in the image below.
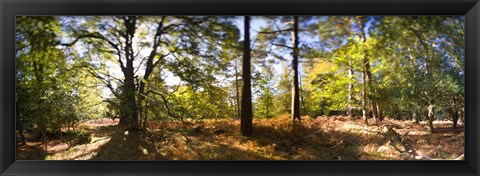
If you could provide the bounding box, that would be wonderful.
[16,115,464,160]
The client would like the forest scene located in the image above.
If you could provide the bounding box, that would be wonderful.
[16,16,464,160]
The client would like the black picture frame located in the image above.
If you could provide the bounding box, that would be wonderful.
[1,0,479,176]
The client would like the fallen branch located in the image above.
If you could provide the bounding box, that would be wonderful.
[384,126,464,161]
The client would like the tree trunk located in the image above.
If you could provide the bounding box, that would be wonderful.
[235,56,241,119]
[119,16,140,130]
[452,108,459,128]
[42,132,48,155]
[137,17,167,129]
[423,111,428,122]
[299,75,306,116]
[451,98,459,127]
[365,62,376,121]
[359,18,369,126]
[362,70,368,126]
[240,16,253,136]
[267,93,272,118]
[370,101,379,122]
[360,17,379,122]
[459,110,464,123]
[427,105,435,132]
[143,101,148,129]
[291,16,301,122]
[377,105,383,121]
[412,111,419,124]
[347,64,353,117]
[122,70,139,129]
[16,107,27,145]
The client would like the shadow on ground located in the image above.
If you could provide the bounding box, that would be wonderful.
[88,124,272,160]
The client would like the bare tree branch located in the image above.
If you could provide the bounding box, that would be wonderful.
[256,28,293,34]
[145,90,188,124]
[270,43,293,49]
[59,32,127,73]
[79,64,120,97]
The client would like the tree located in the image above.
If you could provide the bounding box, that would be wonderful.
[61,16,164,129]
[241,16,253,136]
[291,16,301,122]
[304,16,361,118]
[373,16,464,131]
[253,67,275,118]
[253,16,304,122]
[304,16,366,119]
[274,62,292,116]
[16,16,104,149]
[234,55,242,119]
[62,16,240,130]
[356,17,381,124]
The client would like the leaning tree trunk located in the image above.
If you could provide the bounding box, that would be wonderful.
[291,16,301,122]
[240,16,253,136]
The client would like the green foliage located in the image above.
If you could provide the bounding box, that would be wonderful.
[301,16,464,120]
[253,70,275,118]
[16,17,105,135]
[168,85,235,120]
[273,63,292,116]
[16,16,464,131]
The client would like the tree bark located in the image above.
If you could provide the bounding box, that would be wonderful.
[291,16,301,122]
[359,17,369,126]
[451,97,460,127]
[359,17,379,122]
[235,56,241,119]
[299,74,306,116]
[412,111,419,124]
[347,64,354,117]
[136,17,166,129]
[119,16,140,130]
[143,100,148,129]
[362,70,369,126]
[121,62,139,129]
[459,110,464,123]
[452,108,459,128]
[427,104,435,132]
[16,107,27,145]
[377,105,383,121]
[241,16,253,136]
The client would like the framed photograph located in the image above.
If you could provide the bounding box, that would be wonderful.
[1,0,479,175]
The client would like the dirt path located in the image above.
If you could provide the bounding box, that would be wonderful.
[17,118,119,160]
